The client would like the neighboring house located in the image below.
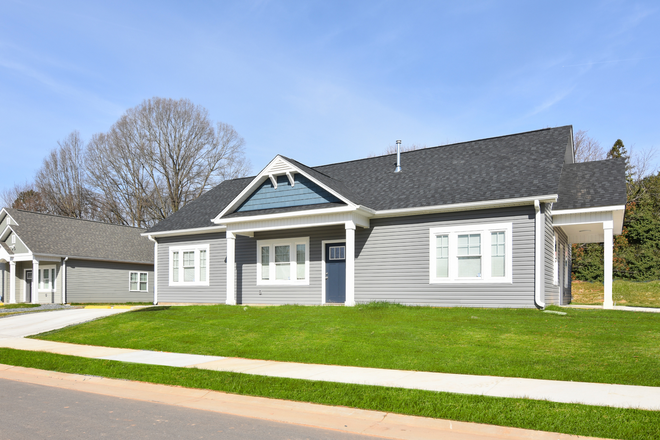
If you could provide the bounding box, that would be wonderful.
[0,209,154,304]
[144,126,626,309]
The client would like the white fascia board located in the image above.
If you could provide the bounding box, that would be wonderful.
[141,225,227,239]
[372,195,558,218]
[34,253,152,266]
[218,205,361,225]
[212,155,358,223]
[551,205,626,216]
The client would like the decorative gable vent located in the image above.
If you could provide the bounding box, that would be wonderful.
[265,157,295,175]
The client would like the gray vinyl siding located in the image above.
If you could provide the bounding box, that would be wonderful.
[156,233,226,304]
[4,232,29,254]
[236,225,346,305]
[0,215,11,232]
[67,259,154,303]
[354,206,537,308]
[544,203,559,305]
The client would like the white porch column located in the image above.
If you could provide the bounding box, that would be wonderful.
[9,260,16,304]
[226,231,236,305]
[32,259,39,304]
[345,221,356,306]
[603,220,614,309]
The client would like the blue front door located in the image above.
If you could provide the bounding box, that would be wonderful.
[325,243,346,303]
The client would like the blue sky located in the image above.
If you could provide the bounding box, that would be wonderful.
[1,0,658,195]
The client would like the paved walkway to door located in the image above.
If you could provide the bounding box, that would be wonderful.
[1,306,659,412]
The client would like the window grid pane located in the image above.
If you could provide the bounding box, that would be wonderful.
[130,273,138,291]
[491,232,505,277]
[275,245,290,280]
[436,235,449,278]
[139,273,148,291]
[172,252,179,282]
[296,244,305,280]
[199,250,207,282]
[261,246,270,280]
[183,251,195,282]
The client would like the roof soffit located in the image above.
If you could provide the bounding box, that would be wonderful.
[212,155,358,222]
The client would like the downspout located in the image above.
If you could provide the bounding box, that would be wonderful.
[62,257,68,304]
[534,200,545,309]
[147,235,158,305]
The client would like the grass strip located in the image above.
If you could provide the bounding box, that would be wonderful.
[0,348,657,440]
[35,303,660,387]
[0,304,41,309]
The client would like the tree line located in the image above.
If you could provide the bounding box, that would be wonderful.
[2,98,250,228]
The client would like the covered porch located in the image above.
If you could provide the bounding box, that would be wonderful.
[553,206,625,309]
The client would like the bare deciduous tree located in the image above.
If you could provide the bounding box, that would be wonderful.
[573,130,605,163]
[35,131,96,218]
[86,97,250,227]
[369,143,427,157]
[1,182,49,213]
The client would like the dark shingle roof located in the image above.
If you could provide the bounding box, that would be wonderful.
[4,209,153,263]
[148,126,581,233]
[554,159,627,210]
[146,177,252,233]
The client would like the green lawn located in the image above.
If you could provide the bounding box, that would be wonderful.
[572,280,660,307]
[0,303,41,309]
[35,303,660,387]
[1,348,657,440]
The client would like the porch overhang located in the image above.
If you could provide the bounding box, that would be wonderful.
[552,205,626,309]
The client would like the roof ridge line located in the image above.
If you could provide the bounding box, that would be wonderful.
[8,208,146,231]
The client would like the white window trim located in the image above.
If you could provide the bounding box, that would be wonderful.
[129,271,149,292]
[38,267,56,291]
[429,222,513,284]
[257,237,310,286]
[169,244,210,287]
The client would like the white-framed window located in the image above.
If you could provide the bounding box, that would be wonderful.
[130,271,149,292]
[257,237,309,285]
[169,244,210,286]
[429,222,513,283]
[38,268,56,291]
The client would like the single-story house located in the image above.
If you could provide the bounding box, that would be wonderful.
[0,208,154,304]
[144,126,626,309]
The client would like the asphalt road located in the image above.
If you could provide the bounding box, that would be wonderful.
[0,379,377,440]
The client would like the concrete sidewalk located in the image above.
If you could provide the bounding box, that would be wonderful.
[1,336,659,411]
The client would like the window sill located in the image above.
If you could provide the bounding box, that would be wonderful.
[429,278,513,284]
[168,282,210,287]
[257,280,310,286]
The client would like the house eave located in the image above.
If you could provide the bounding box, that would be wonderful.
[214,205,372,226]
[372,195,559,219]
[142,225,227,239]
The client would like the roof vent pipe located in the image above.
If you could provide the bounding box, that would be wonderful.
[394,140,402,173]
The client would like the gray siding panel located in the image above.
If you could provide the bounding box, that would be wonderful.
[67,259,154,303]
[156,233,226,304]
[354,206,537,308]
[237,226,345,305]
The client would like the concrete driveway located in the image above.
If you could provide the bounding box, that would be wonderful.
[0,308,134,339]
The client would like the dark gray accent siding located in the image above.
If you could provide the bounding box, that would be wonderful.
[156,233,226,304]
[544,203,559,305]
[237,226,346,305]
[67,259,154,303]
[354,207,537,308]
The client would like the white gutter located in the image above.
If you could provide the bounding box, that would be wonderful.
[62,257,68,304]
[147,235,158,305]
[534,200,545,309]
[141,225,227,238]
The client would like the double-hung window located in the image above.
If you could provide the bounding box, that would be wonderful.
[130,271,149,292]
[430,222,512,283]
[257,237,309,285]
[169,244,210,286]
[38,268,56,291]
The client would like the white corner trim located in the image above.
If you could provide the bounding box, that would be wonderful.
[534,200,545,309]
[212,155,359,223]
